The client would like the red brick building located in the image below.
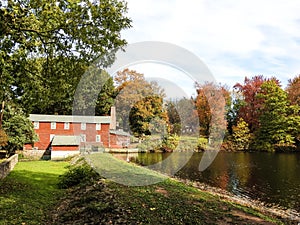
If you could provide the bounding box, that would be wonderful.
[24,110,130,159]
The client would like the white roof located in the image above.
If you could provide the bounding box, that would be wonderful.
[51,135,81,146]
[110,130,131,137]
[29,114,111,124]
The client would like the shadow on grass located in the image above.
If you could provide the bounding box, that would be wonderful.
[0,168,66,224]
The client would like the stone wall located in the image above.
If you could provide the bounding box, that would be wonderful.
[0,154,18,180]
[21,150,49,160]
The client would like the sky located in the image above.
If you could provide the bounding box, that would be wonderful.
[121,0,300,97]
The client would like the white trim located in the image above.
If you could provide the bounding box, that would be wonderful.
[81,122,86,130]
[33,121,39,129]
[51,122,56,129]
[29,114,111,124]
[64,122,70,130]
[51,150,80,160]
[96,123,101,130]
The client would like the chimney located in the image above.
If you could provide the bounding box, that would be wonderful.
[110,106,116,130]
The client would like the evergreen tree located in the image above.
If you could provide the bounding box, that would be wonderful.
[254,80,294,151]
[95,76,117,116]
[166,101,181,135]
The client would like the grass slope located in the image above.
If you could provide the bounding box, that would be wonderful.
[0,155,289,224]
[51,154,286,225]
[0,161,68,225]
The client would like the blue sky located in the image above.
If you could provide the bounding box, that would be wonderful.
[121,0,300,96]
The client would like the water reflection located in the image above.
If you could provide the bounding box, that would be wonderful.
[114,151,300,212]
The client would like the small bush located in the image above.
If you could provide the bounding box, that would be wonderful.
[161,134,179,152]
[58,164,99,189]
[197,137,208,151]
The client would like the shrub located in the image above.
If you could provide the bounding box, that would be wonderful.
[58,164,99,189]
[197,137,208,151]
[161,134,179,152]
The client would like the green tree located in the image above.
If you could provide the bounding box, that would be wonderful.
[233,75,279,132]
[231,118,251,151]
[166,101,181,135]
[95,75,117,116]
[226,91,244,135]
[0,0,131,114]
[2,103,37,155]
[253,80,294,151]
[286,105,300,147]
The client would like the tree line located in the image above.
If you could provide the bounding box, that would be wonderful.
[1,0,300,154]
[175,75,300,152]
[226,75,300,152]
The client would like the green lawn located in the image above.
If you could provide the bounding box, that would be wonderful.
[0,156,288,224]
[0,160,68,225]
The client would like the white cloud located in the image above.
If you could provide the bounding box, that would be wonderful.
[128,63,197,98]
[122,0,300,90]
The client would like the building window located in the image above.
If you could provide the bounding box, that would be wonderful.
[51,122,56,129]
[64,122,70,130]
[33,121,39,129]
[96,135,101,142]
[81,122,86,130]
[80,134,86,142]
[96,123,101,131]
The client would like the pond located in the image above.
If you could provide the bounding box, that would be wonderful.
[114,151,300,213]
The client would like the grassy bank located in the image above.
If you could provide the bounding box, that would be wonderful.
[52,153,287,224]
[0,155,291,224]
[0,160,68,224]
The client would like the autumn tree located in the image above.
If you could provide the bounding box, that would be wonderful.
[286,75,300,106]
[0,129,8,149]
[195,82,228,139]
[129,95,168,139]
[233,75,279,132]
[231,118,251,151]
[114,68,165,131]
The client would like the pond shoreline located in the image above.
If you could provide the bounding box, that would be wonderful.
[107,152,300,223]
[174,176,300,223]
